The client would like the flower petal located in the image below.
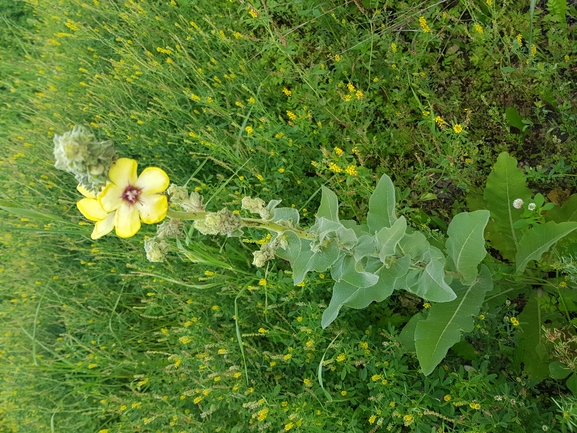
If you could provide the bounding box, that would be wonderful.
[99,184,124,213]
[137,194,168,224]
[77,184,96,199]
[115,203,141,238]
[77,197,108,221]
[109,158,138,188]
[135,167,170,195]
[92,212,116,239]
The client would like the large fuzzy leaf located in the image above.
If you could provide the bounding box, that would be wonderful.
[446,210,490,284]
[367,174,397,233]
[483,152,532,261]
[415,266,493,375]
[516,221,577,273]
[317,186,339,222]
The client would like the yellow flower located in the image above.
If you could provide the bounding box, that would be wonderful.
[98,158,169,238]
[453,124,463,134]
[419,16,430,33]
[510,317,520,326]
[77,185,116,240]
[283,88,292,96]
[286,110,297,121]
[368,415,377,424]
[474,23,483,34]
[345,165,358,176]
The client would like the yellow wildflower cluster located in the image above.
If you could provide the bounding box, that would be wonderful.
[286,110,297,121]
[419,16,431,33]
[474,23,484,34]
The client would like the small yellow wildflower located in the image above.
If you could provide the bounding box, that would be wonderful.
[341,390,347,396]
[193,396,202,404]
[284,422,294,431]
[303,378,312,386]
[283,88,292,96]
[179,336,192,344]
[423,302,431,309]
[560,281,568,288]
[283,353,292,361]
[259,278,267,286]
[419,16,431,33]
[516,34,523,46]
[257,407,269,421]
[368,415,377,424]
[245,126,253,135]
[334,147,344,156]
[486,0,492,5]
[474,23,483,34]
[334,54,341,62]
[258,328,267,334]
[443,394,452,402]
[453,124,463,134]
[256,174,264,181]
[286,110,297,121]
[345,165,358,176]
[347,83,355,93]
[329,162,342,173]
[470,402,481,410]
[391,42,397,53]
[531,44,537,56]
[434,116,446,127]
[248,8,258,18]
[371,374,382,382]
[403,414,414,426]
[355,90,364,99]
[336,353,346,362]
[510,317,520,326]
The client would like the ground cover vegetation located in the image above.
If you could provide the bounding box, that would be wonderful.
[1,0,577,431]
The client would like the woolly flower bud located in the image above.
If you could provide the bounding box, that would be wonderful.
[156,218,183,239]
[512,198,524,209]
[241,196,270,219]
[167,184,205,212]
[53,125,117,192]
[194,208,242,236]
[253,247,275,267]
[144,237,169,262]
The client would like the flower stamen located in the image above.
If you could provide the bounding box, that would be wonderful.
[122,185,141,204]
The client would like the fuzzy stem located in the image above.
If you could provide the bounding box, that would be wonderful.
[166,209,315,240]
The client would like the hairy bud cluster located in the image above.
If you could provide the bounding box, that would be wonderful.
[194,208,242,236]
[241,196,270,219]
[156,218,183,239]
[53,125,117,192]
[167,184,205,212]
[144,237,169,262]
[252,235,288,267]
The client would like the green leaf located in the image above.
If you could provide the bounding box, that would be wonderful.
[483,152,532,261]
[505,107,525,131]
[516,221,577,273]
[550,361,573,380]
[293,240,340,285]
[330,255,379,288]
[567,373,577,396]
[335,225,357,249]
[446,210,490,284]
[317,186,339,222]
[411,248,456,303]
[367,174,397,233]
[398,231,430,262]
[415,266,493,375]
[513,295,556,380]
[354,234,377,261]
[546,194,577,223]
[376,216,407,262]
[399,311,427,352]
[0,201,68,222]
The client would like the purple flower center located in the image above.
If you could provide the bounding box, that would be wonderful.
[121,185,141,204]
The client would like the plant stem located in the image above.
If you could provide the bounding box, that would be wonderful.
[166,210,316,240]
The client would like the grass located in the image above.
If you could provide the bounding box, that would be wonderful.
[1,0,577,431]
